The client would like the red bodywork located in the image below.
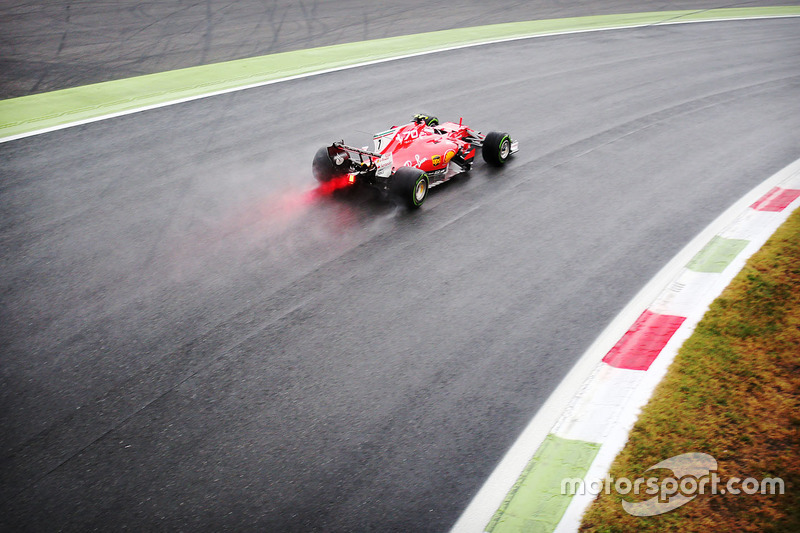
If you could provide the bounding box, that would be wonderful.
[372,120,478,174]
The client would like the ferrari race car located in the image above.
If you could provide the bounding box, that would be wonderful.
[312,114,519,208]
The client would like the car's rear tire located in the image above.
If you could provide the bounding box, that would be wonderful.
[312,146,346,183]
[482,131,512,166]
[390,167,429,209]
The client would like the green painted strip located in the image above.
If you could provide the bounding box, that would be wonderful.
[486,434,600,533]
[1,7,799,142]
[686,235,750,273]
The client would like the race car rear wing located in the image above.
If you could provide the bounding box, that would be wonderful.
[330,141,380,160]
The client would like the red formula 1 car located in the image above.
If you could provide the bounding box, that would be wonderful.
[312,114,519,208]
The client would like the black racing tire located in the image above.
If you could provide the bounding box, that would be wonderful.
[390,167,429,209]
[482,131,512,166]
[312,146,346,183]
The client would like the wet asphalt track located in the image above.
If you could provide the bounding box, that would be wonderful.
[2,13,800,533]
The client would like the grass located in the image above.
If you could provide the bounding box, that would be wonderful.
[579,208,800,532]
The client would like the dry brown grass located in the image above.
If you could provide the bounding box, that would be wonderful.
[580,208,800,532]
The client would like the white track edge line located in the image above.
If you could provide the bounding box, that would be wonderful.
[450,158,800,533]
[554,161,800,532]
[2,14,798,144]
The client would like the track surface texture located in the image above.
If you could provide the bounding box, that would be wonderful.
[2,14,800,533]
[0,0,796,98]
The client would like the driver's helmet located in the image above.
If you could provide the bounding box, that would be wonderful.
[412,114,439,127]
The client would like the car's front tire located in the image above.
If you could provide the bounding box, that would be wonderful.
[482,131,512,166]
[390,167,429,209]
